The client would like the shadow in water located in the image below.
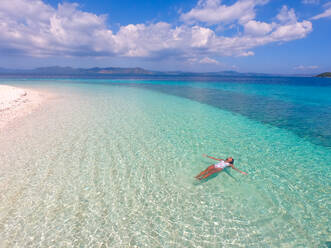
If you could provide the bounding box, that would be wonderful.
[223,168,239,182]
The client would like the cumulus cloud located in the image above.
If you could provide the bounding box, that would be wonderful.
[0,0,313,60]
[244,20,274,36]
[0,0,110,56]
[311,2,331,20]
[180,0,269,25]
[277,6,297,24]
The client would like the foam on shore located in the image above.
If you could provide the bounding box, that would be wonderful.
[0,85,45,129]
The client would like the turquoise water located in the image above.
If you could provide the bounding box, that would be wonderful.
[0,79,330,247]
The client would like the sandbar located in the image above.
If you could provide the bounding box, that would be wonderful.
[0,85,45,129]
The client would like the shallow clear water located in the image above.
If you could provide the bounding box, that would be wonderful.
[0,79,330,247]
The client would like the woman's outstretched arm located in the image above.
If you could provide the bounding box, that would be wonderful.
[231,166,248,175]
[202,154,223,161]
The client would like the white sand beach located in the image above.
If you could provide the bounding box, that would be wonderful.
[0,85,45,129]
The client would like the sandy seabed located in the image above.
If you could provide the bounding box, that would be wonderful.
[0,85,45,130]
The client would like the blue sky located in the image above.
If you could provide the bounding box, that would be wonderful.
[0,0,330,73]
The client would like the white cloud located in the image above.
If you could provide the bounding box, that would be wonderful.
[294,65,319,70]
[244,20,274,36]
[199,57,220,64]
[311,2,331,20]
[0,0,110,56]
[277,6,297,24]
[0,0,313,60]
[180,0,269,25]
[302,0,319,4]
[187,57,220,64]
[111,22,175,57]
[270,20,312,41]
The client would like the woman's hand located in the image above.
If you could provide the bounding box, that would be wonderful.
[203,154,223,161]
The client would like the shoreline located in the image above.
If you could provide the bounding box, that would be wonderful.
[0,85,46,130]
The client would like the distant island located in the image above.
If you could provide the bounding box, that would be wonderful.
[0,66,268,77]
[0,66,314,78]
[315,72,331,78]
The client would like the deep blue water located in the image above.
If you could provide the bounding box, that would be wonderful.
[92,76,331,147]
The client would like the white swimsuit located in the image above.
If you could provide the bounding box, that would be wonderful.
[214,160,229,169]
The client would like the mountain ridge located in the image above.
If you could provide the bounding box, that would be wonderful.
[0,66,315,77]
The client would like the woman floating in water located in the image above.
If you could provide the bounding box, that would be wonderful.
[195,154,247,180]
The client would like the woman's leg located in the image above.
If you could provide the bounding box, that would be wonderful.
[195,165,215,179]
[200,168,223,180]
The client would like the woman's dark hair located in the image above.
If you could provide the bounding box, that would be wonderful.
[229,158,234,164]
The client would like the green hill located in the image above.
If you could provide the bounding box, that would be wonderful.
[316,72,331,78]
